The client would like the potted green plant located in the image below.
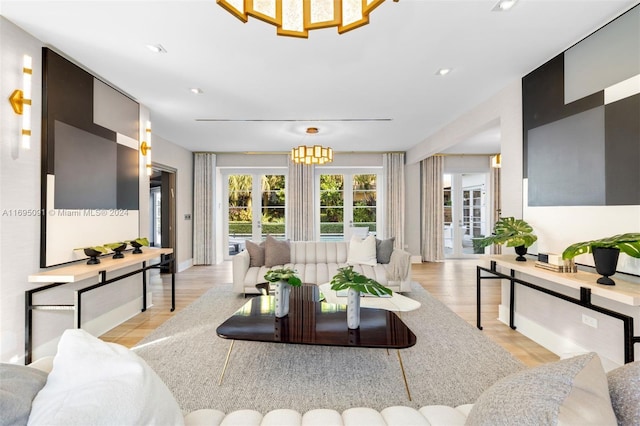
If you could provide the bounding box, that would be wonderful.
[330,266,392,329]
[74,246,108,265]
[562,233,640,285]
[126,237,149,254]
[264,267,302,317]
[104,242,128,259]
[475,217,537,261]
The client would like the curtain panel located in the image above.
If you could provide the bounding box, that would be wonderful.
[490,165,502,254]
[286,160,315,241]
[421,156,444,262]
[193,153,216,265]
[383,153,405,250]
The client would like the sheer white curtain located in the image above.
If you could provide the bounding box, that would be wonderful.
[421,155,444,262]
[193,153,216,265]
[490,164,502,254]
[286,159,315,241]
[383,153,405,249]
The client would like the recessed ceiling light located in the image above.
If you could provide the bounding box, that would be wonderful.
[436,68,451,76]
[146,44,167,53]
[189,88,203,94]
[492,0,517,11]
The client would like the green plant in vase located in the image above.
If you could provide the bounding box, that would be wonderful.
[126,237,149,254]
[264,267,302,318]
[74,246,108,265]
[562,233,640,285]
[330,266,392,329]
[104,242,128,259]
[475,217,537,261]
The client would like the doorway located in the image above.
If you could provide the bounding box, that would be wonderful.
[149,165,177,271]
[444,173,489,258]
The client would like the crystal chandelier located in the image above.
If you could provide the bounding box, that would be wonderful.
[217,0,387,38]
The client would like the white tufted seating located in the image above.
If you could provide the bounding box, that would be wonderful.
[183,405,475,426]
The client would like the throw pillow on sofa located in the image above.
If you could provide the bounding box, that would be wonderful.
[0,363,48,426]
[27,329,184,426]
[466,352,616,426]
[245,240,265,267]
[264,235,291,267]
[607,360,640,425]
[347,235,377,266]
[376,237,395,264]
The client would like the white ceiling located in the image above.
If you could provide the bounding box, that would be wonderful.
[1,0,637,156]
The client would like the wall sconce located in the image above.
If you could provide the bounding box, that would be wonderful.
[8,55,33,149]
[491,154,502,168]
[140,121,152,176]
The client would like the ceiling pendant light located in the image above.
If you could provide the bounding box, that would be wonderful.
[217,0,387,38]
[291,127,333,165]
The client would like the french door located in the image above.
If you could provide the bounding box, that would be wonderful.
[224,171,286,257]
[444,173,488,258]
[317,171,380,241]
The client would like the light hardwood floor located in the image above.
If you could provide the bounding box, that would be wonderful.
[100,259,558,367]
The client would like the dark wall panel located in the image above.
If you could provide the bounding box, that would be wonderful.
[605,93,640,205]
[117,144,140,210]
[53,121,117,209]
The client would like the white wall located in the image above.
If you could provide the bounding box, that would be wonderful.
[0,18,194,363]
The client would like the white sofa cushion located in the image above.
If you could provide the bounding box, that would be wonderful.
[28,329,184,426]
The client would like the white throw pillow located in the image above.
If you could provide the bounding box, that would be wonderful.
[28,329,184,426]
[347,235,377,266]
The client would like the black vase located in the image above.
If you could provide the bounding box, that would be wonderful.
[83,248,102,265]
[514,245,527,262]
[130,241,143,254]
[593,247,619,286]
[112,244,127,259]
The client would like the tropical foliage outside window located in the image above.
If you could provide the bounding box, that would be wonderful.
[228,174,286,238]
[319,173,377,240]
[352,174,377,232]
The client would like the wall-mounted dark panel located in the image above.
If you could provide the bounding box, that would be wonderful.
[117,144,140,210]
[53,121,117,209]
[41,47,140,267]
[522,5,639,206]
[605,93,640,205]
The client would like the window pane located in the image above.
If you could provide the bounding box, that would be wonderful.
[228,174,252,237]
[261,175,286,239]
[353,174,376,228]
[320,174,344,241]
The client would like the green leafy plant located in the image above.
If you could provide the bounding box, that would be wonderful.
[127,237,149,247]
[330,266,392,297]
[562,233,640,260]
[74,245,108,254]
[476,217,537,249]
[264,267,302,287]
[104,242,127,250]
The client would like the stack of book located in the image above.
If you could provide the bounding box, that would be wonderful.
[534,253,577,273]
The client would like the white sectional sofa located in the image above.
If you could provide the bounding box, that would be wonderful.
[233,237,412,295]
[6,329,639,426]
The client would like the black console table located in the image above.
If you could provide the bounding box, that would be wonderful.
[477,255,640,364]
[25,247,174,364]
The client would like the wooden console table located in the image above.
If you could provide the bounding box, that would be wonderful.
[477,255,640,363]
[26,247,174,364]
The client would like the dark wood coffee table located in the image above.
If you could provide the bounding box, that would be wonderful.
[216,286,417,399]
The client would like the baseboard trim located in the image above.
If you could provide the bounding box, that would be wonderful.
[178,258,193,272]
[30,294,151,362]
[410,255,422,264]
[497,304,621,371]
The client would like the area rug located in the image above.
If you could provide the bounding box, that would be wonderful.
[134,283,524,414]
